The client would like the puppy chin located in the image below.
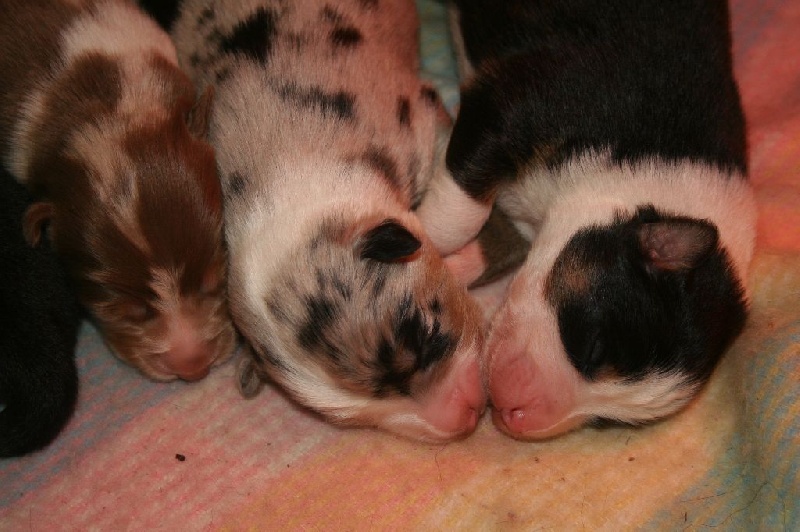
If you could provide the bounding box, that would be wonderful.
[135,363,181,383]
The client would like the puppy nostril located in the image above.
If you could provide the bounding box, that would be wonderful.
[501,407,526,431]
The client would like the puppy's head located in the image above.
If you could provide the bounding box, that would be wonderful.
[488,205,748,439]
[24,86,236,381]
[231,213,486,442]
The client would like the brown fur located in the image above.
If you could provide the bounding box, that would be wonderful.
[0,1,82,158]
[0,0,236,380]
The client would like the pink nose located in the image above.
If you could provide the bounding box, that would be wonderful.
[423,358,486,437]
[489,353,581,440]
[161,328,216,382]
[490,354,539,436]
[169,362,211,382]
[492,406,585,440]
[492,404,540,436]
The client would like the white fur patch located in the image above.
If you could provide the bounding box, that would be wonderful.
[9,0,179,181]
[499,154,757,291]
[581,373,698,424]
[60,1,177,66]
[7,88,47,182]
[61,2,179,124]
[416,165,492,254]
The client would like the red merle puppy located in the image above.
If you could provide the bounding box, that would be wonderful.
[0,0,236,381]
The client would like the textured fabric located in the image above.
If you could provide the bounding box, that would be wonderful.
[2,0,799,529]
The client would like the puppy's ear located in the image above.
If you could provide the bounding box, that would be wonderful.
[358,219,422,263]
[22,202,55,246]
[237,354,264,399]
[467,205,531,287]
[637,219,718,272]
[187,85,215,138]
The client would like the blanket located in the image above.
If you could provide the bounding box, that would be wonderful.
[1,0,798,529]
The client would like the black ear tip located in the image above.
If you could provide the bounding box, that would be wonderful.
[358,219,422,263]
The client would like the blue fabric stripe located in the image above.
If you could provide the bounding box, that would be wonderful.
[646,324,800,529]
[0,323,184,507]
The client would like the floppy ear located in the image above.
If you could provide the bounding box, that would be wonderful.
[22,201,55,246]
[637,219,718,272]
[358,219,422,263]
[186,84,215,138]
[237,355,265,399]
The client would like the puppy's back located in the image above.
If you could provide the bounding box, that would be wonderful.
[448,0,746,191]
[0,0,81,162]
[0,168,81,457]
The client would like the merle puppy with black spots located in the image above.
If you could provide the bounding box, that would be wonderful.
[168,0,486,442]
[416,0,757,439]
[0,168,81,458]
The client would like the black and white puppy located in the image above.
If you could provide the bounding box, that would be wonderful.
[417,0,757,439]
[0,168,81,458]
[170,0,486,442]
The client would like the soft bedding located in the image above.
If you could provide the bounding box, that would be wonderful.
[1,0,798,529]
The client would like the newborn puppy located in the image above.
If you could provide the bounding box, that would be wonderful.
[417,0,757,439]
[0,169,81,458]
[0,0,236,381]
[171,0,486,441]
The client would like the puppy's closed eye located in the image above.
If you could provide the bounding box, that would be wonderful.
[120,301,156,323]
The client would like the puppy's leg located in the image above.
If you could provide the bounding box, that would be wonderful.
[442,205,530,287]
[416,127,493,255]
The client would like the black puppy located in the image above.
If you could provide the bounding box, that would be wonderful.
[0,169,81,457]
[417,0,757,439]
[136,0,182,30]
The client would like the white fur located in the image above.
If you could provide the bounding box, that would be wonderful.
[7,89,47,182]
[581,373,697,423]
[499,154,757,291]
[416,164,492,254]
[60,1,177,65]
[9,0,179,182]
[209,60,429,294]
